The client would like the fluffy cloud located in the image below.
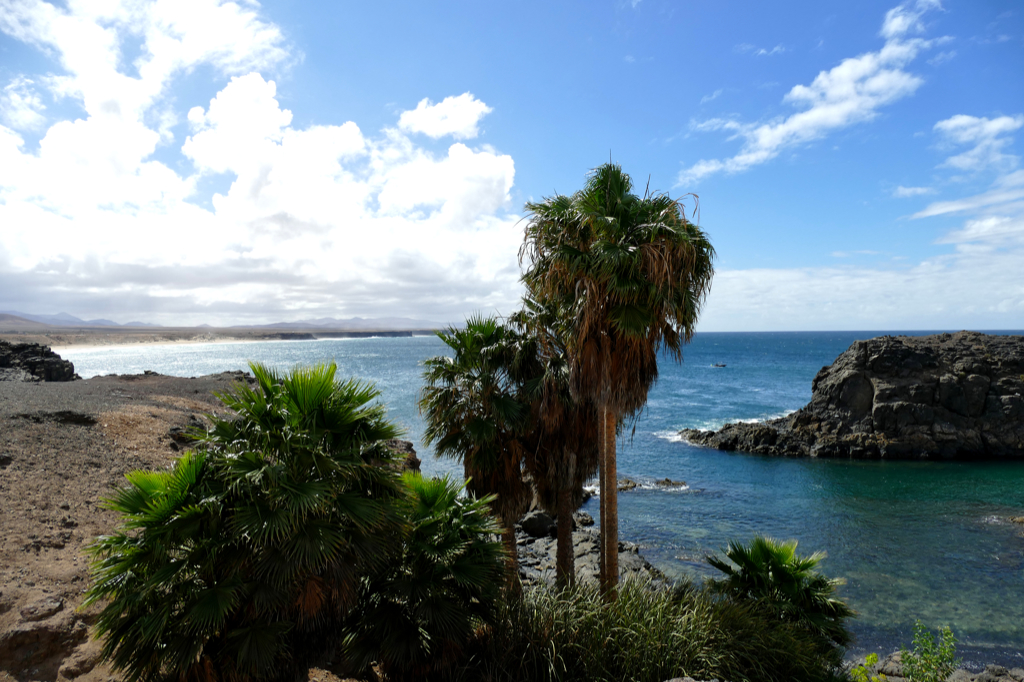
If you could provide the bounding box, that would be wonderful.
[0,76,46,129]
[934,114,1024,172]
[680,0,943,185]
[0,3,522,325]
[398,93,493,140]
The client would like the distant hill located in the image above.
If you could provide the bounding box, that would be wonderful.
[0,313,54,331]
[0,311,442,331]
[0,311,157,328]
[233,316,444,330]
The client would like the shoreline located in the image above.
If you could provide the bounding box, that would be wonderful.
[0,327,440,352]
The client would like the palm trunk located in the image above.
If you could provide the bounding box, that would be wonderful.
[555,486,575,589]
[503,526,522,598]
[600,404,618,601]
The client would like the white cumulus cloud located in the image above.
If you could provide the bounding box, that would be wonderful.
[398,93,493,140]
[0,3,522,325]
[680,1,944,185]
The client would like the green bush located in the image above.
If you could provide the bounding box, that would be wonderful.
[900,621,960,682]
[339,473,508,681]
[456,579,846,682]
[707,535,854,664]
[85,363,407,682]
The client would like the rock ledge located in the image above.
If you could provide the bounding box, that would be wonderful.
[682,332,1024,459]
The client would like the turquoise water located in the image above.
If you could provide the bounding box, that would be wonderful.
[62,332,1024,665]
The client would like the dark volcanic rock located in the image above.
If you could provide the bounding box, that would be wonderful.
[0,341,77,382]
[516,526,663,587]
[681,332,1024,459]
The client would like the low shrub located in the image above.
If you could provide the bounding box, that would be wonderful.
[455,579,847,682]
[900,621,960,682]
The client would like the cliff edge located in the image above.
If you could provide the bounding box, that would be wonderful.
[681,331,1024,459]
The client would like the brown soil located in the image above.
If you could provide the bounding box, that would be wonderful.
[0,371,350,682]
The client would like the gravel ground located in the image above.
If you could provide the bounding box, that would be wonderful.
[0,372,248,682]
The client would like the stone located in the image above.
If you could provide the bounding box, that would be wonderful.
[0,341,77,382]
[573,511,594,527]
[58,641,103,679]
[386,439,421,473]
[19,597,63,622]
[618,477,638,491]
[656,478,686,487]
[681,332,1024,459]
[520,510,556,538]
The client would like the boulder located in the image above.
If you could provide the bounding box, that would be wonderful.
[682,332,1024,459]
[0,341,78,381]
[520,510,556,538]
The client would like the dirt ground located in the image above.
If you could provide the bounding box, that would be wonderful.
[0,371,357,682]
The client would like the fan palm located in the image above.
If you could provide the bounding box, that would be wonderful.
[521,162,715,597]
[511,296,601,588]
[85,362,407,682]
[707,535,855,657]
[341,473,507,681]
[419,315,535,582]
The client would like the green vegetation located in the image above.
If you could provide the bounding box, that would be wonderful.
[419,314,535,578]
[458,579,846,682]
[85,362,407,682]
[849,653,887,682]
[900,621,961,682]
[707,535,854,667]
[340,473,507,681]
[521,162,715,595]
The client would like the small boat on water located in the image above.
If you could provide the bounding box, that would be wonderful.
[711,363,727,368]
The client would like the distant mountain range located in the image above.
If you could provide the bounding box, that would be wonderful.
[235,316,443,330]
[0,311,159,327]
[0,311,443,331]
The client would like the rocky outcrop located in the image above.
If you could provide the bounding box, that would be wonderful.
[0,341,78,382]
[682,332,1024,459]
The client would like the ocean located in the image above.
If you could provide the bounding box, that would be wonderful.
[61,331,1024,666]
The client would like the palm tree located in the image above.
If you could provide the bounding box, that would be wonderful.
[419,315,535,583]
[521,162,715,597]
[85,362,407,682]
[708,535,855,658]
[511,296,601,588]
[341,473,507,681]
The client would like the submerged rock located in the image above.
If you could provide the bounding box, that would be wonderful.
[682,332,1024,459]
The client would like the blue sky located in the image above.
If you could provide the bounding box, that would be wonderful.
[1,0,1022,330]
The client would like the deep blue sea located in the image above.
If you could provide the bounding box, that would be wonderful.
[62,332,1024,666]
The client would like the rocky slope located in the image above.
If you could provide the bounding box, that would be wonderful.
[0,342,77,382]
[682,331,1024,459]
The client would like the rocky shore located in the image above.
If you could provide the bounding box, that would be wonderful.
[514,509,663,586]
[0,342,78,383]
[682,331,1024,459]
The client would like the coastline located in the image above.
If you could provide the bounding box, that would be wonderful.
[0,327,440,353]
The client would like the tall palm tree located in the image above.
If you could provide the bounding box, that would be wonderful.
[419,315,535,583]
[521,162,715,597]
[511,296,601,588]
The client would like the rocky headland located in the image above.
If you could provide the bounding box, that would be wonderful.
[682,331,1024,459]
[0,342,78,383]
